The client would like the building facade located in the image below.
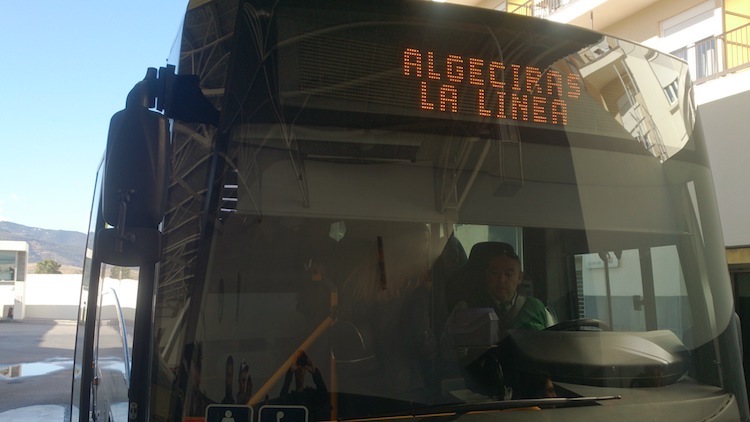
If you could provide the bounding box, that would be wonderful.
[0,241,28,319]
[462,0,750,386]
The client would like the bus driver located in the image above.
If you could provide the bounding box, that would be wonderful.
[474,243,546,331]
[451,242,548,335]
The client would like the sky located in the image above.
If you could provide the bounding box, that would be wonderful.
[0,1,189,233]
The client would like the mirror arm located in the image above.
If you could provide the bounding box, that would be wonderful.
[125,68,158,110]
[125,66,219,126]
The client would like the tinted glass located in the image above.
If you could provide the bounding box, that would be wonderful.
[156,1,739,420]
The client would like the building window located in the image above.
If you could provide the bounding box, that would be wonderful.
[671,47,688,62]
[695,37,718,79]
[664,78,679,104]
[0,252,15,281]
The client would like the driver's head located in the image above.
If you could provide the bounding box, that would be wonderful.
[484,246,523,303]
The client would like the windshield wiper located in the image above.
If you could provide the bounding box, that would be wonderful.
[337,395,622,421]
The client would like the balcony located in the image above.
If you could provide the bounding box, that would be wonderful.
[671,23,750,84]
[505,1,750,85]
[504,0,664,32]
[506,0,574,18]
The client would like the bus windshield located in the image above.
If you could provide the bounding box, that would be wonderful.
[135,0,743,420]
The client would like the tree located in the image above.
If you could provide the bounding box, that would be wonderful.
[36,259,62,274]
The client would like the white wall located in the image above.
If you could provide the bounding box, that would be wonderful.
[2,274,138,321]
[21,274,83,320]
[698,90,750,247]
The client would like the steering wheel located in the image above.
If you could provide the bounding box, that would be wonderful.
[545,318,611,331]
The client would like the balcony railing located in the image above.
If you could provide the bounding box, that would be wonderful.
[506,0,576,18]
[505,2,750,85]
[672,23,750,83]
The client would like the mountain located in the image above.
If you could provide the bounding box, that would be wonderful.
[0,221,87,268]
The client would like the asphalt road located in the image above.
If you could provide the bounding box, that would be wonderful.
[0,319,78,420]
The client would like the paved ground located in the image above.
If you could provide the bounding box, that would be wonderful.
[0,319,78,420]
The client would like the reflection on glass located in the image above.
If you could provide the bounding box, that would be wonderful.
[570,37,692,161]
[148,1,740,420]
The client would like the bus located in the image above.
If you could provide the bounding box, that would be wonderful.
[69,0,749,420]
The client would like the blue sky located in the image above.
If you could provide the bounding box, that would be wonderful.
[0,1,188,233]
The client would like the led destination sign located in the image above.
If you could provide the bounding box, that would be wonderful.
[403,48,581,126]
[282,19,587,129]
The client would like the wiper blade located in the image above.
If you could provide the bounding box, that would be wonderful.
[338,395,622,421]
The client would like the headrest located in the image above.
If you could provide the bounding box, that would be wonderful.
[466,242,519,269]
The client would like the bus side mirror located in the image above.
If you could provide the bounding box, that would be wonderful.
[102,106,169,228]
[96,227,162,267]
[96,103,170,267]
